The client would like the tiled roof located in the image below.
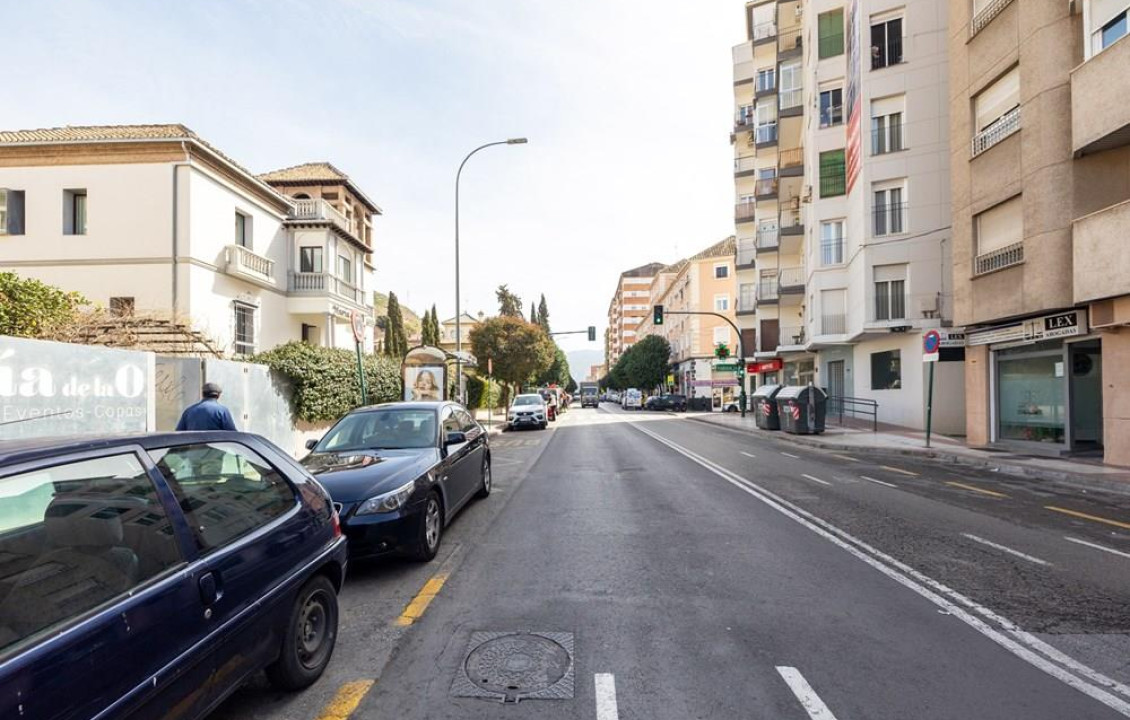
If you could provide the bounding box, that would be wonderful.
[259,161,382,213]
[660,258,689,274]
[688,236,736,261]
[621,261,666,278]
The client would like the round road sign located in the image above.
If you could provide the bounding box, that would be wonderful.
[923,330,941,354]
[350,310,366,343]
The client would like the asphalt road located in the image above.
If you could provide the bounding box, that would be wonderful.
[219,405,1130,720]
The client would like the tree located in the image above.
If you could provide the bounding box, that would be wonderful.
[537,294,550,333]
[383,292,408,357]
[611,335,671,391]
[565,376,578,393]
[536,346,571,387]
[496,284,523,318]
[430,306,441,344]
[421,303,441,346]
[529,302,538,325]
[0,272,88,338]
[469,316,554,407]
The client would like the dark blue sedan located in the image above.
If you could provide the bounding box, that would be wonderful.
[0,432,347,720]
[302,402,491,562]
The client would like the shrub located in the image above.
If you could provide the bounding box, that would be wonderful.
[255,342,402,422]
[465,373,505,410]
[0,272,88,338]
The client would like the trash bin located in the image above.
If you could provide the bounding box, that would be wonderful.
[775,385,828,435]
[751,384,783,430]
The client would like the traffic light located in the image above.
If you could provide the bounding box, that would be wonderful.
[653,305,664,325]
[587,325,596,342]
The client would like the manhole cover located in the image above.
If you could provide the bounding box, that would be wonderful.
[451,631,574,702]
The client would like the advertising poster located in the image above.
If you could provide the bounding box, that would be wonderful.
[404,365,445,402]
[845,0,862,194]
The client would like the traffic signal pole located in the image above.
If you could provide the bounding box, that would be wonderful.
[657,308,748,419]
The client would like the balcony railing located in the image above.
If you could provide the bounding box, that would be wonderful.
[873,202,908,236]
[737,238,757,266]
[872,124,906,154]
[779,87,803,111]
[779,147,803,171]
[821,313,847,335]
[755,123,778,144]
[735,155,758,174]
[974,241,1024,276]
[735,202,758,222]
[779,325,806,347]
[738,288,758,312]
[971,106,1020,157]
[778,27,803,55]
[752,21,777,42]
[757,279,779,302]
[226,244,274,282]
[780,208,803,233]
[779,267,806,292]
[288,271,366,305]
[757,227,780,251]
[290,198,367,246]
[735,111,756,129]
[755,178,779,197]
[820,238,845,266]
[970,0,1015,37]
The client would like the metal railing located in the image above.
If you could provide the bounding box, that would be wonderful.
[974,241,1025,275]
[755,123,778,144]
[779,147,803,170]
[778,27,803,55]
[735,155,758,173]
[826,396,879,431]
[779,87,803,111]
[752,21,777,42]
[739,287,757,312]
[820,173,846,197]
[778,325,805,346]
[971,106,1020,157]
[735,202,758,221]
[757,279,779,302]
[755,178,779,197]
[757,227,780,251]
[820,238,844,266]
[779,267,805,291]
[872,124,906,154]
[970,0,1015,37]
[780,208,803,232]
[288,271,364,304]
[737,238,757,266]
[821,313,847,334]
[226,244,274,279]
[873,201,908,236]
[735,109,755,128]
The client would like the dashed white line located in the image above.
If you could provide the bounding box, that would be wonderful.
[880,465,920,477]
[741,451,757,458]
[860,475,897,488]
[1065,536,1130,560]
[594,673,619,720]
[777,667,839,720]
[781,451,801,459]
[801,474,832,486]
[962,533,1050,566]
[831,454,860,462]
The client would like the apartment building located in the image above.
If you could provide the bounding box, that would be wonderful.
[0,125,378,356]
[637,238,740,409]
[732,0,961,432]
[605,262,665,368]
[952,0,1130,464]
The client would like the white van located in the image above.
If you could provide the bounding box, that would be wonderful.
[621,388,643,410]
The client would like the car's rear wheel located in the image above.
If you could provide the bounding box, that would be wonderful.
[475,456,492,498]
[408,492,443,562]
[266,575,339,691]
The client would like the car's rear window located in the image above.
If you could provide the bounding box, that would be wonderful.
[317,409,438,451]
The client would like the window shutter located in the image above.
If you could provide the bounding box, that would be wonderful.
[974,67,1019,132]
[819,150,846,197]
[818,10,844,58]
[976,195,1023,254]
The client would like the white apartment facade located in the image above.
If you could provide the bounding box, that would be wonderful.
[605,262,665,368]
[0,125,377,356]
[732,0,962,432]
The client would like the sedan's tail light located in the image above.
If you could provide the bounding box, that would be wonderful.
[331,505,342,537]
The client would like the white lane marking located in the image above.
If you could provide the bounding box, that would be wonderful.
[1065,536,1130,560]
[594,673,619,720]
[831,454,860,462]
[801,474,832,486]
[777,667,839,720]
[880,465,920,477]
[625,421,1130,715]
[962,533,1051,566]
[860,475,897,488]
[741,451,757,458]
[781,451,801,459]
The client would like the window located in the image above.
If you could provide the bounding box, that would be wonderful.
[821,289,847,334]
[820,220,845,265]
[871,95,905,154]
[713,326,730,346]
[0,453,182,651]
[302,323,318,344]
[300,246,323,273]
[871,349,901,390]
[820,88,844,127]
[756,67,776,93]
[874,264,907,321]
[1096,9,1128,53]
[233,302,256,355]
[714,294,730,312]
[972,67,1020,155]
[819,150,846,197]
[779,60,802,110]
[64,189,87,235]
[870,16,903,69]
[755,98,778,143]
[714,264,730,279]
[441,408,462,439]
[974,195,1024,273]
[818,9,845,58]
[150,442,295,552]
[110,297,135,317]
[737,103,754,126]
[739,282,756,310]
[0,189,26,235]
[873,183,906,236]
[337,255,352,282]
[234,211,250,248]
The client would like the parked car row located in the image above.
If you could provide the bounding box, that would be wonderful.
[0,399,491,720]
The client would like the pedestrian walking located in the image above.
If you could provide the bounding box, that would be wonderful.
[176,382,238,431]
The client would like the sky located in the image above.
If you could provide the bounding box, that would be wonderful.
[6,0,741,358]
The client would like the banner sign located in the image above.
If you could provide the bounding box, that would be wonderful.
[844,0,862,194]
[967,310,1088,347]
[747,358,783,374]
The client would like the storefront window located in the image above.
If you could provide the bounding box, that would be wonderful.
[870,350,901,390]
[784,360,815,386]
[997,343,1065,444]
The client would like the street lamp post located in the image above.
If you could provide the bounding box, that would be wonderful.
[454,138,527,403]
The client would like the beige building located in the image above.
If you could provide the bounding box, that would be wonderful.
[605,262,665,368]
[951,0,1130,464]
[637,238,741,409]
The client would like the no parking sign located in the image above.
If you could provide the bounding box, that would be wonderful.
[923,330,941,362]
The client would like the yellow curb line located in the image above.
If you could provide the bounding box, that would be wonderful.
[315,679,376,720]
[1046,505,1130,531]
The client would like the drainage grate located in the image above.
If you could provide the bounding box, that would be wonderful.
[451,631,574,702]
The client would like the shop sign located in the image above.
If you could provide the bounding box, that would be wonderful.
[967,311,1087,347]
[713,363,740,372]
[747,358,783,374]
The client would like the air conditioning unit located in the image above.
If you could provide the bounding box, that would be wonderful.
[801,185,813,203]
[917,295,940,318]
[789,196,801,210]
[795,5,803,18]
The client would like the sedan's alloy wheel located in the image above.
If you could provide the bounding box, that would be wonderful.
[424,496,441,552]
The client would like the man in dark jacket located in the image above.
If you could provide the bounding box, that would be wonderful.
[176,382,238,431]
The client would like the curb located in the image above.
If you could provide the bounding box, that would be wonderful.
[684,414,1130,497]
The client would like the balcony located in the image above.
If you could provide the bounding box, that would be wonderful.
[755,123,778,146]
[1071,34,1130,156]
[970,0,1015,38]
[973,241,1024,276]
[779,266,805,294]
[288,271,369,306]
[780,208,804,236]
[779,147,803,177]
[778,27,803,58]
[733,41,754,84]
[755,177,779,199]
[778,325,806,350]
[971,106,1020,157]
[757,279,779,304]
[735,155,759,176]
[779,86,804,115]
[738,287,758,315]
[736,238,758,267]
[752,21,777,45]
[756,227,780,252]
[224,244,275,284]
[1074,199,1130,303]
[735,202,758,222]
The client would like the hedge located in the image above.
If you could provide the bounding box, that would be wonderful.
[465,373,505,410]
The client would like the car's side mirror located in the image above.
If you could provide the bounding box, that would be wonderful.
[445,431,467,446]
[305,438,319,451]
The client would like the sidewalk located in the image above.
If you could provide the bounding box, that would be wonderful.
[685,411,1130,494]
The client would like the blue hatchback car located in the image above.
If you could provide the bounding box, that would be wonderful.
[0,432,347,720]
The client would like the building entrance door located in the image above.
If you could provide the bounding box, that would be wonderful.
[826,360,845,398]
[1069,340,1103,452]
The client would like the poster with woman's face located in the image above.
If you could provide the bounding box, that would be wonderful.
[404,366,445,402]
